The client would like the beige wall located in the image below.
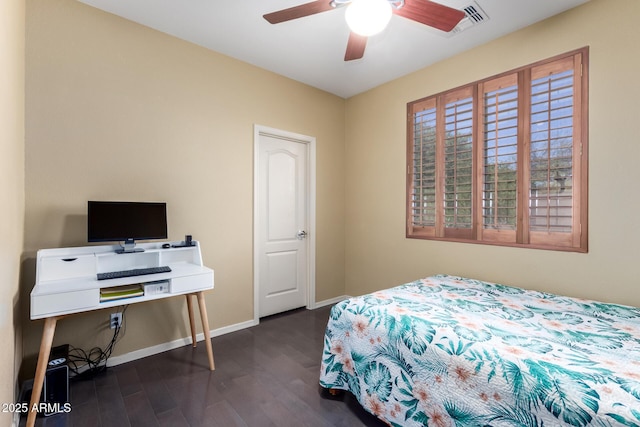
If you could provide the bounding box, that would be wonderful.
[345,0,640,306]
[23,0,345,359]
[1,0,25,420]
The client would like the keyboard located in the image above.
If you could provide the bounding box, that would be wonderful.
[97,265,172,281]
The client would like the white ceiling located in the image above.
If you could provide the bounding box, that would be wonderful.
[77,0,589,98]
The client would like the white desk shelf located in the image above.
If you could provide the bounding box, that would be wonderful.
[27,241,215,427]
[31,241,214,319]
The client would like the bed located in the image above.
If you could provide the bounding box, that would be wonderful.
[319,274,640,426]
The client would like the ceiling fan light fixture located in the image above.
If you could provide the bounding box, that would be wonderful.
[345,0,392,37]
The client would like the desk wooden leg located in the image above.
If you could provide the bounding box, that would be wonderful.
[196,291,215,371]
[185,294,197,347]
[27,316,59,427]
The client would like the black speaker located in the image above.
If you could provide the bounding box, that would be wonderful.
[20,345,70,417]
[42,344,70,416]
[42,364,69,415]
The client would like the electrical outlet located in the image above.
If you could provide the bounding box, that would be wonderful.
[110,312,122,329]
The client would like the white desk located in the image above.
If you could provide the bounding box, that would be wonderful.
[27,241,215,427]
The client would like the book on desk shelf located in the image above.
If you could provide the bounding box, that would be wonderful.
[100,284,144,302]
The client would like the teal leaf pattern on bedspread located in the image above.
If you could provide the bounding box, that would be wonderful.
[319,274,640,426]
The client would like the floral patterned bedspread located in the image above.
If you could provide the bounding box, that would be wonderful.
[319,274,640,426]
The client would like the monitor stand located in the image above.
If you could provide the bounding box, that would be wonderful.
[116,239,144,254]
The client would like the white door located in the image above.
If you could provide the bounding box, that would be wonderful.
[255,126,314,318]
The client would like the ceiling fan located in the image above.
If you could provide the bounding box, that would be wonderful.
[263,0,466,61]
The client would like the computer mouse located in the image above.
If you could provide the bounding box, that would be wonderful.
[162,243,171,249]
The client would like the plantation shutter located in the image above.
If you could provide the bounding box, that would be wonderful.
[407,98,437,237]
[528,54,584,248]
[478,74,519,243]
[442,87,474,239]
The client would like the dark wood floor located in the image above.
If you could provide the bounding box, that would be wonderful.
[22,305,387,427]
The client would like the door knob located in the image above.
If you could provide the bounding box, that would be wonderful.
[296,230,307,240]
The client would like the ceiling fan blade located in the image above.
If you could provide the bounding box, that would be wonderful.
[263,1,335,24]
[394,0,465,32]
[344,32,367,61]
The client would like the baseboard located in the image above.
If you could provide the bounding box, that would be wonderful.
[106,318,258,367]
[312,295,350,309]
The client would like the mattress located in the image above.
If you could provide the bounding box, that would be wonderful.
[319,274,640,426]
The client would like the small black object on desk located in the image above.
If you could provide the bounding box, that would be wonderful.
[172,235,195,248]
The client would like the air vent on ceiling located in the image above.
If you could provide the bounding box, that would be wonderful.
[443,1,489,37]
[464,4,486,24]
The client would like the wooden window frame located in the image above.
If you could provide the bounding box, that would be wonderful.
[406,47,588,252]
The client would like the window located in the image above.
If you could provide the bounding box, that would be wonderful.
[407,48,588,252]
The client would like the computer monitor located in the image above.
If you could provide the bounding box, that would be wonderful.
[87,201,168,253]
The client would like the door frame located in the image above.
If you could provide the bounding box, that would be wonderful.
[253,124,316,323]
